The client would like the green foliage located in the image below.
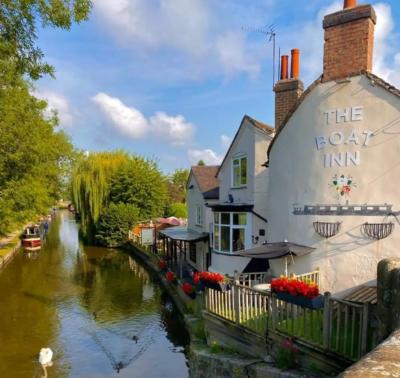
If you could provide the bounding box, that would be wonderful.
[165,202,187,219]
[109,157,168,220]
[0,0,92,80]
[197,160,205,166]
[95,203,139,247]
[71,152,168,243]
[276,339,298,370]
[0,79,74,234]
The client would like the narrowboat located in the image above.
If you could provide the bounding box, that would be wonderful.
[21,225,41,251]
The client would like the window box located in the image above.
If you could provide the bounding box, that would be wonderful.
[275,292,324,309]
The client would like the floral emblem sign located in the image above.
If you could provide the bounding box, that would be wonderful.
[331,174,356,198]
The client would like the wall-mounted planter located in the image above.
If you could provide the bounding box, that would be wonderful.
[362,223,394,240]
[313,221,342,238]
[275,292,324,309]
[203,281,231,292]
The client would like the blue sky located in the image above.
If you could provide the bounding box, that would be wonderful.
[36,0,400,173]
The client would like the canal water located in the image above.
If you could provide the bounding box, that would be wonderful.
[0,211,190,378]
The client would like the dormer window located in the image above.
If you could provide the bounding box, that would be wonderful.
[232,155,247,188]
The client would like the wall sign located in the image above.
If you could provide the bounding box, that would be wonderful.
[315,106,374,168]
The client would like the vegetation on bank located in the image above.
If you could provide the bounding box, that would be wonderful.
[0,1,92,236]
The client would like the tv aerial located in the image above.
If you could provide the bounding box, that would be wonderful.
[242,24,278,90]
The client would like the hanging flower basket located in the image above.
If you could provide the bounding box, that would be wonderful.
[362,223,394,240]
[182,282,196,299]
[275,292,324,309]
[197,272,231,291]
[313,221,342,239]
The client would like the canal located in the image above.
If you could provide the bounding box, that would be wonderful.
[0,211,190,378]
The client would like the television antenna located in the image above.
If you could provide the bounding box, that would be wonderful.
[242,24,277,90]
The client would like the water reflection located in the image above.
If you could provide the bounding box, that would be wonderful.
[0,211,189,378]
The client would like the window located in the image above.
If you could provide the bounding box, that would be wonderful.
[232,156,247,188]
[213,212,248,254]
[196,205,203,226]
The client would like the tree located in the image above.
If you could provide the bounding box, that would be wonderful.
[165,203,187,219]
[0,0,92,80]
[110,157,168,220]
[0,77,74,234]
[167,168,189,203]
[95,203,139,247]
[71,152,168,243]
[197,160,206,166]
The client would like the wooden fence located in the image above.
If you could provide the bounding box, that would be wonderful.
[204,284,377,361]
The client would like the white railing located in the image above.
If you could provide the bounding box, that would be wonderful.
[233,271,270,287]
[293,269,320,287]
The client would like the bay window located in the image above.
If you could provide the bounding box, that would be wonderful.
[232,156,247,188]
[213,212,248,253]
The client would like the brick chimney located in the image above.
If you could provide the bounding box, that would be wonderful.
[323,0,377,82]
[274,49,304,131]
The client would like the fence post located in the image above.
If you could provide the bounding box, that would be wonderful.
[234,270,239,285]
[271,294,277,331]
[361,302,369,356]
[323,292,331,349]
[233,283,240,324]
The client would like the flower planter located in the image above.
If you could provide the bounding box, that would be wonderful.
[203,281,231,292]
[275,292,324,309]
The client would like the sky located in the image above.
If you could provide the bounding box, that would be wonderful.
[35,0,400,173]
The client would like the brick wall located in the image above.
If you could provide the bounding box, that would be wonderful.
[323,5,376,82]
[274,79,304,131]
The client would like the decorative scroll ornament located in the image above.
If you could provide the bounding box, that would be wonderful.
[313,221,342,239]
[362,223,394,240]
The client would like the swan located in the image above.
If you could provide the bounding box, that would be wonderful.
[39,348,53,366]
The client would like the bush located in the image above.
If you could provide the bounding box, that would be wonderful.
[165,202,187,219]
[95,203,139,247]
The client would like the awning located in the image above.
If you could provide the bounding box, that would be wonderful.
[158,227,209,242]
[207,203,254,212]
[235,242,315,260]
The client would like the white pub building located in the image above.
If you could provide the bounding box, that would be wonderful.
[267,0,400,295]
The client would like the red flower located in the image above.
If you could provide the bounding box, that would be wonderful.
[166,271,176,283]
[198,271,224,283]
[182,282,195,294]
[158,260,167,270]
[343,185,351,193]
[271,277,320,299]
[193,273,200,285]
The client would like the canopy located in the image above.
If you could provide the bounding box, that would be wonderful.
[235,242,315,260]
[158,227,209,242]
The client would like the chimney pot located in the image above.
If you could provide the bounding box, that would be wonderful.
[281,55,289,80]
[344,0,357,9]
[291,49,300,79]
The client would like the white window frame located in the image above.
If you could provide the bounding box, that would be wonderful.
[213,212,249,254]
[195,205,203,226]
[232,154,247,188]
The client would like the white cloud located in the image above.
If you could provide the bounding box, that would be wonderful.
[35,90,74,127]
[215,32,260,78]
[188,149,223,166]
[93,0,262,79]
[91,92,194,146]
[220,134,232,150]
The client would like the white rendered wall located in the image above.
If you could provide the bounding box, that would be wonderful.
[267,75,400,295]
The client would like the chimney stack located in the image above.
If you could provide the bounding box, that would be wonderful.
[274,50,304,131]
[323,0,376,82]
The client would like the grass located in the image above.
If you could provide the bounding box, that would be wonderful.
[0,232,21,260]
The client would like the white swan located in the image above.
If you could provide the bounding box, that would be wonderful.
[39,348,53,378]
[39,347,53,366]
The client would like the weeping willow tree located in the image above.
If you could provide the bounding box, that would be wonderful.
[71,151,128,241]
[71,151,168,244]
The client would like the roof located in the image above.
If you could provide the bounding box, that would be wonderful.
[267,71,400,158]
[158,227,209,242]
[343,285,377,305]
[190,165,219,199]
[217,114,274,176]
